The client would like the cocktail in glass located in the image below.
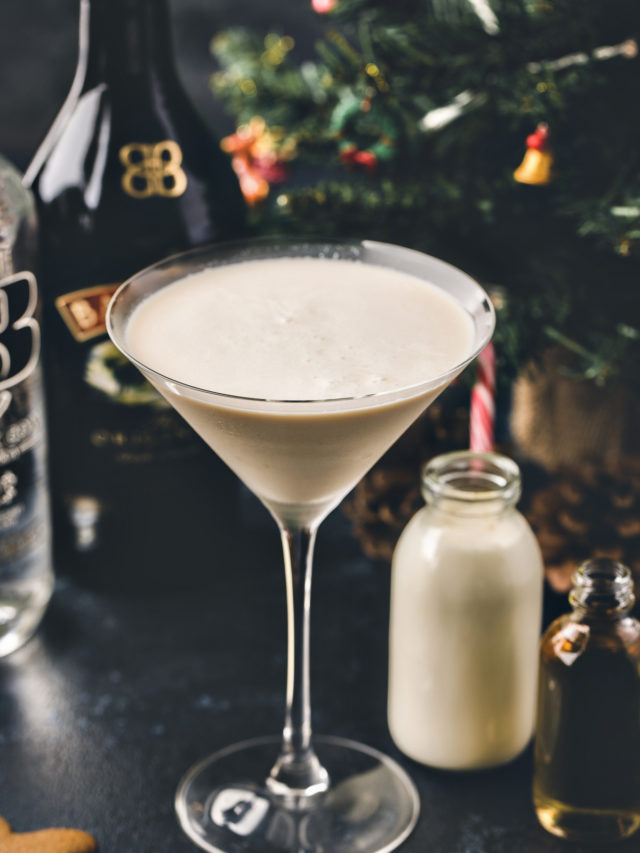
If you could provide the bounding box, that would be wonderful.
[107,239,494,853]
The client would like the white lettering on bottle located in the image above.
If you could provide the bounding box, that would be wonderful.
[0,272,40,394]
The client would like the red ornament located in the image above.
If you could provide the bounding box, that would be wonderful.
[526,123,550,151]
[353,149,379,174]
[312,0,337,12]
[339,145,379,174]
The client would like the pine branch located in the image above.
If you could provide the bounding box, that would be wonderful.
[208,2,640,392]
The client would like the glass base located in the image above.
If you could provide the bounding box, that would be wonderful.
[175,735,420,853]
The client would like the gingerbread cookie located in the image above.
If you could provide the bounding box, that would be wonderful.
[0,816,97,852]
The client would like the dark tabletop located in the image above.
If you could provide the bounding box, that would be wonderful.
[1,483,637,853]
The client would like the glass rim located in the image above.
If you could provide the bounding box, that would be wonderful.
[106,236,496,410]
[573,557,632,587]
[422,450,522,504]
[570,557,634,610]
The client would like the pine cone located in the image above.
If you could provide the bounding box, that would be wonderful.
[342,390,470,561]
[343,465,421,562]
[525,458,640,594]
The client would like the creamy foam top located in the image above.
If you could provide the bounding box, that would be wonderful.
[126,257,475,400]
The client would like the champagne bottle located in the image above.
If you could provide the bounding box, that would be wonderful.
[25,0,247,590]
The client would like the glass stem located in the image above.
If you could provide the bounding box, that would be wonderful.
[267,522,330,800]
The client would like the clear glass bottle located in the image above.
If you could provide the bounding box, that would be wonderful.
[24,0,246,589]
[534,557,640,843]
[0,154,53,656]
[388,450,544,769]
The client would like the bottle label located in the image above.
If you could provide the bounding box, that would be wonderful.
[55,282,164,406]
[55,283,119,342]
[119,140,188,199]
[0,272,40,399]
[0,272,48,569]
[53,278,195,467]
[551,622,590,666]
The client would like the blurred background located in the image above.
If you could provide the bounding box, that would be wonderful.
[1,0,639,593]
[0,0,320,169]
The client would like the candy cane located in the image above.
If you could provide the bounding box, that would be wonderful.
[469,341,496,452]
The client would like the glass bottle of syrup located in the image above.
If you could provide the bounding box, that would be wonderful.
[24,0,246,589]
[534,557,640,843]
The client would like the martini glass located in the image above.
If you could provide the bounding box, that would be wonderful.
[107,238,494,853]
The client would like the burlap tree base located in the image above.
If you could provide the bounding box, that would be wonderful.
[510,348,640,471]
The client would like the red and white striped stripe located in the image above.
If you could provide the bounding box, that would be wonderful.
[469,341,496,453]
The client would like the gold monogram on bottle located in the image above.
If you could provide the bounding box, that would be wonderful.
[119,140,188,198]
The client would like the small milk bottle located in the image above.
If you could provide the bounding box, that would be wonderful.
[388,450,543,770]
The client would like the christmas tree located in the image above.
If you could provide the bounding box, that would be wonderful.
[211,0,640,394]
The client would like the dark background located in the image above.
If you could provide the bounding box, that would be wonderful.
[0,0,323,171]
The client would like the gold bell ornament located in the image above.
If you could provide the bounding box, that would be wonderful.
[514,123,553,185]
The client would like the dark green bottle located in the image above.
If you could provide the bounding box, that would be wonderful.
[25,0,246,590]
